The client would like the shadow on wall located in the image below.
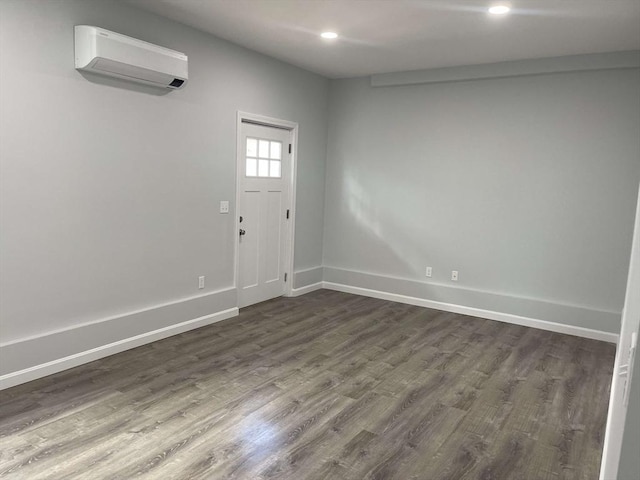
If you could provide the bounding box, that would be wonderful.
[340,163,572,308]
[344,169,437,277]
[342,166,451,301]
[77,71,171,96]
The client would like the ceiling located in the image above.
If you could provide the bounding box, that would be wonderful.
[127,0,640,78]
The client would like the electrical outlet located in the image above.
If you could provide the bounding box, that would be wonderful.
[219,201,229,214]
[451,270,458,281]
[425,266,432,277]
[198,276,205,289]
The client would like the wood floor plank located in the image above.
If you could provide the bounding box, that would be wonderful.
[0,290,615,479]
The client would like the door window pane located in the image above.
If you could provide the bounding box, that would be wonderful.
[258,159,269,177]
[270,160,281,178]
[246,158,257,177]
[246,138,257,157]
[270,141,282,160]
[259,140,269,158]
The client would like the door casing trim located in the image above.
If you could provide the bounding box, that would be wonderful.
[234,111,299,303]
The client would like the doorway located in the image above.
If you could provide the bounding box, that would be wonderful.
[235,112,297,308]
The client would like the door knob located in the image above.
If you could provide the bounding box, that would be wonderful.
[239,229,246,236]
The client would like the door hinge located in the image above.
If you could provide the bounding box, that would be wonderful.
[286,209,290,219]
[622,332,638,406]
[284,273,288,282]
[288,144,292,154]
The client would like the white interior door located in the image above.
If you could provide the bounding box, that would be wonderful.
[600,184,640,480]
[238,122,291,308]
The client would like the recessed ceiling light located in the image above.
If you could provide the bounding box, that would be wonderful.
[488,5,510,15]
[321,31,338,39]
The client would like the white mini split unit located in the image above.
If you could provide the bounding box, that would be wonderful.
[74,26,188,90]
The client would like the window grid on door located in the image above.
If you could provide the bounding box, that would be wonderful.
[246,137,282,178]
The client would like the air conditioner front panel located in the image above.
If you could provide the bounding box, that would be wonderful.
[74,26,188,89]
[92,58,176,87]
[95,33,187,79]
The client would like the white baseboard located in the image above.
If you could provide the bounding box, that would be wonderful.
[1,274,618,391]
[323,281,619,344]
[0,307,238,391]
[0,287,238,390]
[287,282,323,297]
[292,266,323,290]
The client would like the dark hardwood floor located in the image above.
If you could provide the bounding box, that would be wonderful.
[0,290,615,479]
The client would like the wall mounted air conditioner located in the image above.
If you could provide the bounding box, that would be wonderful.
[74,26,188,89]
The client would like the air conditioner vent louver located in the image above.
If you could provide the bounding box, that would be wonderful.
[74,26,188,90]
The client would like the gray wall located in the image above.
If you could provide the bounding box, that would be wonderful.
[324,69,640,332]
[0,0,328,348]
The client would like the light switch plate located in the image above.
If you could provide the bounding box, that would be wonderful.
[220,201,229,214]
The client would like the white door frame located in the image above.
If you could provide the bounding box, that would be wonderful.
[234,111,298,301]
[599,183,640,480]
